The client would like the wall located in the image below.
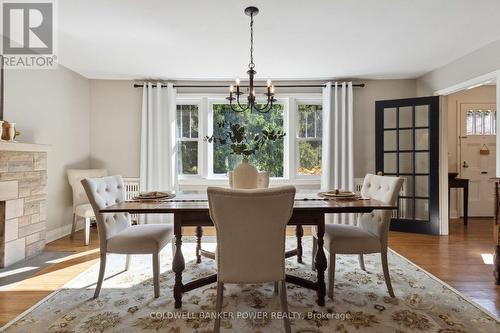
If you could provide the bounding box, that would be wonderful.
[88,79,417,179]
[4,65,90,240]
[417,39,500,95]
[89,80,142,176]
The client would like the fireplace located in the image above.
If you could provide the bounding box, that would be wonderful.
[0,142,50,267]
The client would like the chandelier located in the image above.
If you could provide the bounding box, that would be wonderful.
[227,6,276,113]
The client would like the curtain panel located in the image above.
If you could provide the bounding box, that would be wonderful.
[140,82,178,192]
[321,81,354,224]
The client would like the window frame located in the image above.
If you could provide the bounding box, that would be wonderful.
[176,93,322,187]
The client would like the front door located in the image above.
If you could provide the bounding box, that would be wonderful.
[459,103,496,217]
[375,96,440,234]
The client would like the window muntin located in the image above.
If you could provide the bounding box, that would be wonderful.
[466,109,496,135]
[176,104,199,175]
[211,103,285,177]
[296,104,322,176]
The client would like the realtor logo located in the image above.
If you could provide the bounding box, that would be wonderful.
[1,0,57,68]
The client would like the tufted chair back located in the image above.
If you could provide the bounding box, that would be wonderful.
[67,169,108,211]
[208,186,295,283]
[81,175,131,251]
[358,174,403,247]
[228,171,270,189]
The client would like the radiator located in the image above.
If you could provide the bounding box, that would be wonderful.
[123,177,140,223]
[353,177,407,218]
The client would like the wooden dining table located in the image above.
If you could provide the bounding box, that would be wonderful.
[100,191,396,308]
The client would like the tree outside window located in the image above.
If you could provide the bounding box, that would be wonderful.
[297,104,322,175]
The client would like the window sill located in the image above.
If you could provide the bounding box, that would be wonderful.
[178,176,321,190]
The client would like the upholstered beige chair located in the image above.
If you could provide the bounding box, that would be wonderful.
[82,175,173,299]
[228,170,270,189]
[208,186,295,333]
[67,169,108,245]
[312,174,403,300]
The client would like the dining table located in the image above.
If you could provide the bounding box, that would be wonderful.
[100,191,397,308]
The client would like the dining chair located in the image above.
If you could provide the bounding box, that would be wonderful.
[208,186,296,333]
[228,170,270,189]
[312,173,403,300]
[67,169,108,245]
[82,175,174,299]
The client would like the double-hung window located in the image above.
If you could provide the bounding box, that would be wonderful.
[296,102,322,176]
[175,95,322,184]
[176,104,200,175]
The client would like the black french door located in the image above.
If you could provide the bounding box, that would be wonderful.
[375,96,440,234]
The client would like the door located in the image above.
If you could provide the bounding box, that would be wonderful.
[459,103,496,217]
[376,96,440,234]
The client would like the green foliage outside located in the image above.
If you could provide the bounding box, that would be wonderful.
[211,104,285,177]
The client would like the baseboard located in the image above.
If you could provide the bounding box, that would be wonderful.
[46,224,73,243]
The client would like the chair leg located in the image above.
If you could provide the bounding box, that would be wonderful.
[328,253,336,300]
[214,282,224,333]
[274,281,279,295]
[152,252,160,298]
[381,251,394,297]
[125,255,131,271]
[94,252,107,299]
[312,236,317,271]
[84,218,91,246]
[70,214,77,239]
[279,280,291,333]
[359,254,366,271]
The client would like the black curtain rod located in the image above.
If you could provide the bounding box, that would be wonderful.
[133,83,365,88]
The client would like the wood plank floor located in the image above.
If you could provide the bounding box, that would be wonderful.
[0,218,499,326]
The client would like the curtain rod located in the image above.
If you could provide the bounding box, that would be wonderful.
[133,83,365,88]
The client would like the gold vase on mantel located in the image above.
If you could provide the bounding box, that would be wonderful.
[1,121,17,141]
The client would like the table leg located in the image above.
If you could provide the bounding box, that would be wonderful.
[196,226,203,264]
[463,184,468,226]
[315,216,327,306]
[172,215,185,308]
[296,225,303,264]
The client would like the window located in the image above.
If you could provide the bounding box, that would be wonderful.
[211,103,285,177]
[176,104,199,175]
[296,103,322,176]
[175,94,323,183]
[466,109,496,135]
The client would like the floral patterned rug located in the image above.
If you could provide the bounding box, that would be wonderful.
[2,237,499,333]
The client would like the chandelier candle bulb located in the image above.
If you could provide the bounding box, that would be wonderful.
[267,79,271,87]
[271,85,275,94]
[230,85,234,93]
[236,77,240,86]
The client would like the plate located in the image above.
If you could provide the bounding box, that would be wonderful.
[134,191,174,200]
[318,190,358,198]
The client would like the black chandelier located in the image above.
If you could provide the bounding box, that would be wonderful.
[227,6,276,113]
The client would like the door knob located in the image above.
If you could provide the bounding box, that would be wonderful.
[462,161,469,168]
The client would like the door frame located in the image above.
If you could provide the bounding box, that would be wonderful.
[375,96,441,234]
[435,69,500,235]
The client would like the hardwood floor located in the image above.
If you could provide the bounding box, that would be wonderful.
[389,217,500,318]
[0,218,499,326]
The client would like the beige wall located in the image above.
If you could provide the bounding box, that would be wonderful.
[89,80,142,176]
[88,79,417,179]
[4,66,90,239]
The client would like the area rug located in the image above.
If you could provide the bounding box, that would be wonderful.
[1,238,498,333]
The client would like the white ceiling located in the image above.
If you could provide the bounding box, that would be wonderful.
[57,0,500,80]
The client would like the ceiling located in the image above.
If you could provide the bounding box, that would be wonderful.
[57,0,500,80]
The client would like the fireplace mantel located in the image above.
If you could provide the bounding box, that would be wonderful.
[0,142,50,267]
[0,141,51,152]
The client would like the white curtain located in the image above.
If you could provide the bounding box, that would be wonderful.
[321,81,354,224]
[140,82,178,192]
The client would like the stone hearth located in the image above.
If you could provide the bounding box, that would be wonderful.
[0,142,50,267]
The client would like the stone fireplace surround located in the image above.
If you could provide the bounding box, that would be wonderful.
[0,142,50,267]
